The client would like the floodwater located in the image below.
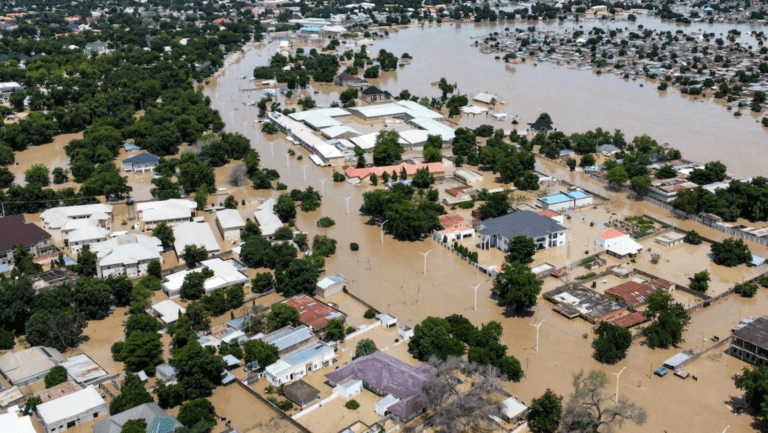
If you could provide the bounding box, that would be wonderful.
[202,26,768,432]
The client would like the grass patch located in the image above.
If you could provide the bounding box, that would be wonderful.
[579,257,597,267]
[576,272,597,280]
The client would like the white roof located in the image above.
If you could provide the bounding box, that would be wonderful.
[461,104,488,114]
[321,125,361,139]
[268,113,344,160]
[0,413,36,433]
[216,209,245,230]
[265,359,292,377]
[607,237,644,256]
[254,210,284,237]
[41,204,113,222]
[500,396,528,419]
[91,234,163,267]
[68,224,109,243]
[0,347,65,384]
[62,218,97,233]
[142,204,192,223]
[473,92,497,104]
[349,100,443,120]
[349,133,377,150]
[258,198,276,211]
[137,199,197,213]
[161,258,248,296]
[37,386,106,426]
[289,108,350,121]
[409,117,455,141]
[398,129,430,145]
[173,222,220,255]
[454,169,483,181]
[151,300,186,324]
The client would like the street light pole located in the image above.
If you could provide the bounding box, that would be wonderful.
[419,250,432,275]
[531,320,544,353]
[471,282,482,311]
[342,196,352,216]
[722,425,730,433]
[302,165,308,183]
[285,153,290,168]
[377,220,388,244]
[612,366,626,402]
[320,178,328,197]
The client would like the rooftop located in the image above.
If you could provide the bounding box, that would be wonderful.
[283,294,346,330]
[34,381,82,403]
[261,325,315,352]
[173,221,220,255]
[0,346,65,385]
[0,214,51,251]
[30,268,79,293]
[733,315,768,349]
[439,214,466,228]
[599,228,627,241]
[122,153,159,165]
[216,209,246,230]
[282,379,320,405]
[537,210,560,218]
[610,312,649,328]
[60,354,107,384]
[92,402,182,433]
[151,300,186,324]
[162,258,248,296]
[91,234,163,267]
[479,211,566,241]
[345,162,444,180]
[0,413,35,433]
[37,386,106,425]
[545,286,626,322]
[605,281,659,307]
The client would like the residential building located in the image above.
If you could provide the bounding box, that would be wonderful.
[479,211,567,251]
[259,325,316,355]
[138,199,196,230]
[544,286,627,324]
[654,231,686,246]
[0,214,53,267]
[92,402,182,433]
[60,354,107,386]
[215,209,245,242]
[34,380,82,404]
[0,346,65,386]
[161,258,248,298]
[316,274,348,298]
[348,100,444,121]
[345,162,445,180]
[537,210,564,224]
[454,169,483,185]
[121,153,159,173]
[37,386,107,433]
[596,228,643,259]
[596,144,621,156]
[500,396,529,423]
[282,380,320,407]
[0,413,36,433]
[730,316,768,367]
[173,221,220,258]
[90,233,164,278]
[536,190,593,211]
[472,92,497,105]
[41,204,113,241]
[0,81,23,102]
[283,294,346,331]
[150,300,186,326]
[264,342,335,385]
[528,118,552,133]
[326,351,433,423]
[334,73,368,87]
[0,386,25,410]
[66,222,109,254]
[360,86,393,103]
[605,279,673,308]
[254,198,284,238]
[646,179,698,203]
[433,225,475,243]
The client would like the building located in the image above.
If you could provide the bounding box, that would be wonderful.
[536,190,593,211]
[434,225,475,243]
[537,210,564,224]
[479,211,567,251]
[596,228,643,259]
[283,294,347,331]
[605,279,673,308]
[316,274,348,298]
[345,162,445,180]
[60,354,107,386]
[267,112,346,167]
[37,386,107,433]
[0,346,65,386]
[544,286,626,324]
[41,204,113,241]
[90,233,164,278]
[259,325,316,355]
[473,92,497,105]
[0,81,23,101]
[326,351,433,423]
[150,300,186,326]
[121,153,159,173]
[161,258,248,298]
[0,413,36,433]
[499,396,529,423]
[596,144,621,156]
[35,381,82,403]
[173,221,220,258]
[66,222,109,254]
[0,386,25,410]
[654,231,686,246]
[264,342,335,385]
[360,86,393,103]
[334,73,368,87]
[282,380,320,407]
[454,169,483,185]
[254,198,284,238]
[528,118,552,133]
[646,180,698,203]
[92,402,182,433]
[215,209,245,242]
[730,316,768,367]
[0,214,53,267]
[139,199,196,230]
[29,268,79,293]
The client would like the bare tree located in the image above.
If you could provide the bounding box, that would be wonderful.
[561,370,647,433]
[229,162,247,186]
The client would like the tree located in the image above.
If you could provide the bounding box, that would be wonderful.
[178,398,217,430]
[44,366,68,388]
[408,316,465,362]
[607,166,629,188]
[684,230,702,245]
[0,276,36,334]
[72,278,113,320]
[274,194,296,222]
[514,171,540,191]
[438,77,456,100]
[0,328,14,349]
[125,314,163,338]
[736,282,759,297]
[655,165,677,179]
[180,267,214,300]
[372,130,404,166]
[252,273,275,293]
[324,319,346,342]
[147,260,162,279]
[312,235,337,257]
[711,238,752,267]
[579,154,596,168]
[643,291,687,348]
[355,339,377,358]
[277,259,319,297]
[477,193,510,219]
[119,331,164,373]
[243,339,279,371]
[592,322,632,364]
[182,245,208,269]
[25,309,85,351]
[492,262,542,315]
[121,420,148,433]
[507,236,536,264]
[566,158,577,171]
[527,389,563,433]
[629,175,651,197]
[152,223,175,251]
[170,341,226,401]
[561,370,647,432]
[74,245,98,277]
[689,270,710,293]
[110,373,154,415]
[25,164,50,186]
[266,304,300,331]
[52,167,68,184]
[734,366,768,422]
[412,168,435,188]
[194,186,209,210]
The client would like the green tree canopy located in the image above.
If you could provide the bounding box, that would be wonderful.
[592,322,632,364]
[407,316,466,362]
[44,365,68,388]
[266,304,300,331]
[243,339,279,371]
[711,238,752,267]
[492,262,542,315]
[527,389,563,433]
[110,373,154,415]
[643,291,687,348]
[507,235,536,264]
[152,222,175,251]
[372,130,404,166]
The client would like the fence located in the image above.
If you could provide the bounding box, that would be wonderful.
[430,235,494,277]
[679,336,734,369]
[234,380,312,433]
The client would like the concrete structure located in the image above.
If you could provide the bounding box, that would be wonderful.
[259,325,316,355]
[254,198,284,238]
[0,386,25,410]
[161,258,248,298]
[605,279,673,308]
[316,274,347,298]
[37,386,107,433]
[479,211,567,251]
[655,231,686,246]
[283,294,346,331]
[500,396,529,423]
[138,199,196,230]
[267,112,345,166]
[731,316,768,367]
[0,214,53,267]
[537,210,565,225]
[60,354,107,385]
[29,268,79,294]
[596,228,643,259]
[264,342,335,385]
[172,221,220,258]
[41,204,113,241]
[334,73,368,87]
[0,413,36,433]
[215,209,246,242]
[151,300,186,326]
[66,222,109,254]
[121,153,159,173]
[536,190,593,211]
[283,380,320,407]
[544,286,627,324]
[646,180,698,203]
[345,162,444,180]
[454,169,483,185]
[0,81,23,101]
[0,346,65,386]
[90,233,163,278]
[92,402,182,433]
[360,85,393,103]
[472,92,497,105]
[348,100,443,121]
[434,225,475,243]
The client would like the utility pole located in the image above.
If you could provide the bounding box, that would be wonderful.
[285,153,290,168]
[471,282,482,311]
[531,320,544,353]
[419,250,432,275]
[377,220,388,243]
[342,196,352,216]
[320,178,328,197]
[612,367,626,402]
[302,165,308,183]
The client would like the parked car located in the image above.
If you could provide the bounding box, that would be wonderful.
[654,367,668,377]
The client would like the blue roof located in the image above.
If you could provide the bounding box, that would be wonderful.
[285,343,333,365]
[221,370,237,384]
[263,326,314,351]
[63,255,78,266]
[301,27,322,32]
[227,315,252,330]
[67,23,78,30]
[751,254,766,267]
[0,264,8,274]
[123,153,159,165]
[568,190,590,199]
[540,193,571,204]
[222,354,240,367]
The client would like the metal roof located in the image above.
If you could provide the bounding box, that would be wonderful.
[91,234,162,267]
[173,222,220,255]
[92,402,181,433]
[61,354,107,384]
[663,352,692,368]
[320,125,360,139]
[122,153,159,165]
[37,386,106,426]
[408,117,455,141]
[0,347,65,385]
[733,315,768,349]
[262,325,314,352]
[479,211,566,241]
[285,343,333,365]
[216,209,245,230]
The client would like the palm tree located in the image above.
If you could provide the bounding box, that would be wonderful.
[355,339,377,358]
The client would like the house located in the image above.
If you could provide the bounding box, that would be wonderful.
[0,386,26,410]
[0,346,65,386]
[60,354,107,386]
[84,42,108,55]
[500,396,529,423]
[122,153,159,173]
[66,222,109,254]
[264,342,335,385]
[37,386,107,433]
[282,380,320,407]
[30,268,79,293]
[259,325,316,355]
[173,221,221,258]
[454,169,483,185]
[0,214,53,267]
[528,118,553,133]
[654,231,686,246]
[537,210,564,224]
[605,279,673,308]
[161,258,248,298]
[138,199,196,230]
[544,286,626,324]
[0,413,36,433]
[92,402,182,433]
[478,211,567,251]
[155,364,178,384]
[334,72,368,87]
[348,100,443,121]
[41,204,113,240]
[472,92,497,105]
[326,351,433,423]
[316,274,348,298]
[90,233,164,278]
[215,209,246,242]
[646,180,698,203]
[151,300,186,326]
[0,81,23,102]
[730,316,768,367]
[360,86,393,103]
[596,228,643,259]
[536,190,593,211]
[434,225,475,243]
[609,311,649,329]
[345,162,445,180]
[283,294,346,331]
[596,144,621,156]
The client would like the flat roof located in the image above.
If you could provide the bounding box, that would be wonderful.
[0,413,36,433]
[216,209,246,230]
[173,221,220,255]
[408,117,455,141]
[37,386,106,425]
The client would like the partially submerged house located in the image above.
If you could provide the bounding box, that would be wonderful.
[478,211,567,251]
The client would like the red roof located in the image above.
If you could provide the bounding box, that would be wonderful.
[599,228,626,240]
[610,312,648,328]
[537,210,560,218]
[345,162,445,180]
[439,214,465,228]
[437,225,473,235]
[605,281,658,306]
[283,294,346,330]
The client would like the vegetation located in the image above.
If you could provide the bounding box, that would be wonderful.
[689,270,710,293]
[372,130,404,166]
[345,400,360,410]
[592,322,632,364]
[266,304,300,331]
[44,366,68,388]
[324,319,347,342]
[360,184,444,241]
[507,235,536,264]
[734,366,768,423]
[492,262,542,315]
[561,370,647,431]
[527,389,563,433]
[643,291,687,348]
[109,373,153,415]
[355,339,377,357]
[243,340,279,371]
[684,230,703,245]
[735,282,759,298]
[711,238,752,267]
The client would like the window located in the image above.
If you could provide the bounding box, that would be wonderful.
[93,413,99,419]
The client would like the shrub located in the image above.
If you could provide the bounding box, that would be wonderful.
[684,230,703,245]
[317,217,336,228]
[44,366,68,388]
[350,242,359,251]
[333,171,345,182]
[576,272,597,280]
[458,201,475,209]
[276,182,287,190]
[736,282,758,297]
[111,341,126,361]
[364,308,376,319]
[345,400,360,410]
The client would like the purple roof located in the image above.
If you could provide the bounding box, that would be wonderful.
[326,351,431,399]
